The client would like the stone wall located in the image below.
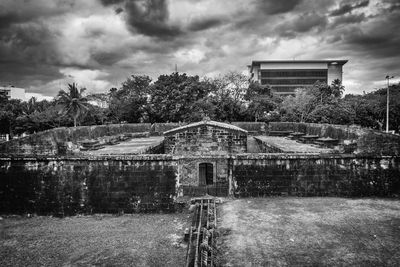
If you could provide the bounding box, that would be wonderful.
[254,137,284,153]
[164,125,247,155]
[233,154,400,197]
[0,155,177,215]
[231,122,266,135]
[268,122,363,139]
[1,153,400,215]
[177,156,230,197]
[153,123,182,135]
[0,124,152,156]
[268,122,400,156]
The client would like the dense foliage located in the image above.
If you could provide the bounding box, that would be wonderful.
[1,72,400,138]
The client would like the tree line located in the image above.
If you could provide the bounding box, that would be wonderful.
[1,71,399,138]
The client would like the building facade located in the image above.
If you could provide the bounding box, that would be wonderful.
[249,60,348,95]
[87,93,109,108]
[0,86,26,101]
[163,119,248,155]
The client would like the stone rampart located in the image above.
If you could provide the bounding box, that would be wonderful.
[231,122,266,135]
[0,124,152,156]
[1,153,399,215]
[268,122,400,156]
[0,155,177,215]
[233,154,400,197]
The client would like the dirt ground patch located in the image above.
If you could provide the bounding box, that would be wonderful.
[0,212,189,266]
[217,197,400,266]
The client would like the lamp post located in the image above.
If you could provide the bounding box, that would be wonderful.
[385,75,394,133]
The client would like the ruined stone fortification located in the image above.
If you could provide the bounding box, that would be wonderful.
[164,120,248,155]
[269,122,400,156]
[1,121,400,215]
[1,154,399,215]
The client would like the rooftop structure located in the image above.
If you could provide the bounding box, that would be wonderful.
[87,93,110,109]
[248,60,348,96]
[0,86,26,101]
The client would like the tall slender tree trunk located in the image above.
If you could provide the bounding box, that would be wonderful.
[74,117,77,127]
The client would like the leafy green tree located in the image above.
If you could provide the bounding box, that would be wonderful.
[206,71,250,122]
[147,72,213,122]
[330,79,345,98]
[245,82,281,122]
[56,83,89,127]
[0,99,24,137]
[279,88,316,122]
[15,104,72,134]
[342,94,379,128]
[108,75,151,123]
[81,105,108,125]
[361,83,400,132]
[277,80,347,124]
[308,99,353,124]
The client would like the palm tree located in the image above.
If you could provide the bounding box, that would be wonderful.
[57,83,89,127]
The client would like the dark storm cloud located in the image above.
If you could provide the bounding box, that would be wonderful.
[115,7,124,14]
[256,0,303,15]
[187,17,227,32]
[92,51,130,65]
[344,29,400,58]
[388,3,400,12]
[0,0,105,95]
[0,0,74,28]
[0,22,59,66]
[275,12,327,38]
[99,0,184,39]
[125,0,182,38]
[329,0,369,16]
[100,0,125,5]
[0,12,20,29]
[331,13,367,27]
[0,0,399,97]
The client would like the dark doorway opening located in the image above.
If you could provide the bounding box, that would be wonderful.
[199,163,213,185]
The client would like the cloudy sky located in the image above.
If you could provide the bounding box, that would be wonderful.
[1,0,399,100]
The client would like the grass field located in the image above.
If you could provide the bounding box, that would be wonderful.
[217,197,400,266]
[0,212,189,267]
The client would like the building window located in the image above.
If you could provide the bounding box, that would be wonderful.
[260,69,328,78]
[261,78,327,85]
[199,163,213,185]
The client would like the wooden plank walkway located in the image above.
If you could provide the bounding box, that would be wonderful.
[186,198,217,267]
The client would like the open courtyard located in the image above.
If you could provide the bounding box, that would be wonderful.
[1,198,400,266]
[217,197,400,266]
[0,212,190,267]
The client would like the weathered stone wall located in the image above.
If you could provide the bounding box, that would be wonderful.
[0,124,152,156]
[357,130,400,156]
[268,122,363,139]
[254,137,284,153]
[268,122,400,156]
[0,155,177,215]
[231,122,266,135]
[177,156,229,197]
[233,154,400,197]
[164,125,247,155]
[153,123,182,135]
[1,154,400,215]
[0,122,254,156]
[4,121,398,156]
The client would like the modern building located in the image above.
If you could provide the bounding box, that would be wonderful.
[87,93,109,109]
[0,86,26,101]
[248,60,348,95]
